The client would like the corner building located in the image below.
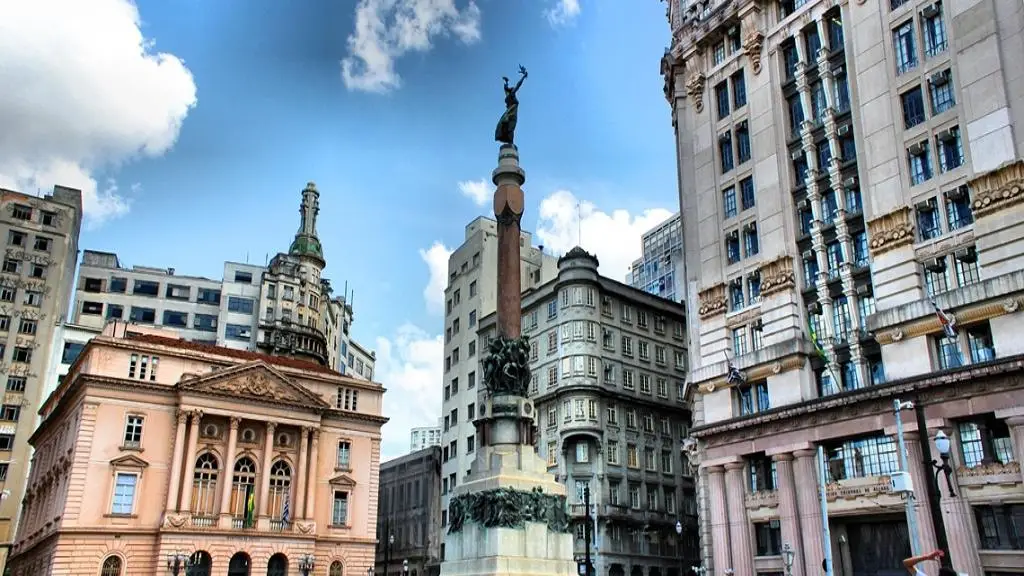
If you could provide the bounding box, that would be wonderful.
[6,323,386,575]
[663,0,1024,575]
[478,248,698,576]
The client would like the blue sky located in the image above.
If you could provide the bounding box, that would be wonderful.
[1,0,680,459]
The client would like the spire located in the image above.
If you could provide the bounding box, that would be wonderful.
[289,181,325,265]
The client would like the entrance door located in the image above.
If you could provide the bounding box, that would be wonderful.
[845,519,912,576]
[228,553,250,576]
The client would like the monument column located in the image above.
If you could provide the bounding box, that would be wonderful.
[773,453,805,576]
[165,410,188,513]
[724,462,754,576]
[706,466,732,575]
[259,422,277,518]
[295,427,311,518]
[178,410,202,513]
[218,417,241,524]
[492,144,526,339]
[793,449,826,576]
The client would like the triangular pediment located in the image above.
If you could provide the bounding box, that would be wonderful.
[179,361,329,409]
[329,473,356,488]
[110,454,149,469]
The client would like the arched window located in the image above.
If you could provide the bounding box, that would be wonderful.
[268,460,292,520]
[267,553,288,576]
[191,453,219,516]
[227,552,251,576]
[329,561,343,576]
[230,457,257,521]
[100,556,122,576]
[187,551,211,576]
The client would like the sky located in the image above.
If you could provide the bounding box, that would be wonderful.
[0,0,680,460]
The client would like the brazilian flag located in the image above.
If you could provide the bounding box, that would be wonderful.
[245,486,256,528]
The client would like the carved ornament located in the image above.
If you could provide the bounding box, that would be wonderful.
[867,207,915,257]
[697,283,727,319]
[956,461,1021,480]
[743,31,764,75]
[164,514,188,528]
[685,72,706,113]
[969,160,1024,219]
[296,522,315,534]
[758,255,796,297]
[825,476,892,502]
[874,298,1022,345]
[744,490,778,510]
[203,372,304,403]
[448,486,569,535]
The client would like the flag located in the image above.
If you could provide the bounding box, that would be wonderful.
[282,492,291,524]
[726,361,746,386]
[245,486,255,528]
[930,298,958,340]
[807,317,841,392]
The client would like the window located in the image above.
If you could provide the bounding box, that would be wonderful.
[736,121,751,164]
[82,301,103,315]
[958,418,1014,468]
[332,491,350,525]
[18,318,36,335]
[922,5,947,57]
[0,435,13,451]
[713,41,726,65]
[722,186,737,219]
[111,472,137,514]
[227,296,255,314]
[234,271,253,284]
[726,231,740,264]
[782,41,799,80]
[194,314,217,332]
[0,405,20,420]
[937,126,964,172]
[811,82,827,123]
[930,70,956,114]
[732,327,748,357]
[163,310,188,327]
[1,258,19,274]
[719,134,734,173]
[716,82,730,119]
[743,223,759,256]
[828,11,844,50]
[337,441,351,469]
[6,377,25,392]
[749,455,777,491]
[974,504,1024,550]
[607,441,619,465]
[945,187,973,230]
[225,324,251,341]
[740,177,755,210]
[6,231,24,247]
[29,262,46,278]
[197,288,221,304]
[823,435,899,481]
[11,347,31,364]
[11,205,31,221]
[41,211,57,226]
[755,522,782,556]
[788,94,804,137]
[101,556,123,576]
[967,322,995,364]
[955,250,980,287]
[109,277,127,293]
[893,20,917,75]
[901,86,925,128]
[133,280,159,296]
[908,142,933,185]
[129,306,156,323]
[123,415,144,448]
[731,71,747,108]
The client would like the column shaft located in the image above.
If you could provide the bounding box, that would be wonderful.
[935,432,983,576]
[304,430,320,519]
[793,449,826,576]
[706,466,732,575]
[165,410,188,512]
[902,432,938,562]
[295,428,311,519]
[258,422,277,517]
[1007,417,1024,485]
[219,418,240,516]
[178,411,202,513]
[725,462,754,576]
[773,453,805,576]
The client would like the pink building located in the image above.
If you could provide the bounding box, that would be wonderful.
[6,322,386,575]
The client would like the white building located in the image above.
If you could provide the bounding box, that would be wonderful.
[629,214,685,303]
[346,338,376,381]
[410,419,442,452]
[438,216,558,525]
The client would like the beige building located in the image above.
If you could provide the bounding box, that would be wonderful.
[477,247,697,576]
[6,321,386,575]
[662,0,1024,574]
[0,186,82,571]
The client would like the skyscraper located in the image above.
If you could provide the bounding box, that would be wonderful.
[629,214,685,302]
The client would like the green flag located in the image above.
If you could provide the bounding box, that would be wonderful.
[808,317,841,391]
[245,487,255,527]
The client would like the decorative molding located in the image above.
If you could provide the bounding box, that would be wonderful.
[874,297,1023,345]
[825,476,892,502]
[970,160,1024,219]
[744,490,778,510]
[698,283,727,319]
[329,473,357,488]
[743,32,764,75]
[758,255,796,297]
[867,207,915,257]
[697,353,806,394]
[685,72,706,113]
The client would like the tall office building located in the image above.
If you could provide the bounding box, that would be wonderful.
[629,214,686,302]
[346,338,376,381]
[410,420,442,452]
[0,186,82,572]
[71,183,374,375]
[375,446,443,576]
[662,0,1024,574]
[438,217,557,525]
[479,247,698,576]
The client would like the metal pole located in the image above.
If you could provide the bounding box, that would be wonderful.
[914,402,953,568]
[584,486,592,576]
[894,399,922,555]
[816,446,835,576]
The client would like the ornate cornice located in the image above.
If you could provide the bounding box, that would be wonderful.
[758,255,796,297]
[698,283,727,319]
[697,353,807,394]
[970,160,1024,219]
[867,206,915,257]
[874,296,1022,345]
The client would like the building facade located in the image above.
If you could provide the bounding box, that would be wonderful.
[438,217,557,522]
[72,182,374,375]
[629,214,686,303]
[478,247,698,576]
[410,420,442,452]
[0,186,82,572]
[346,339,376,381]
[375,446,442,576]
[6,322,386,575]
[662,0,1024,574]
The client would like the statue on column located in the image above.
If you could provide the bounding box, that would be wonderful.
[495,65,528,145]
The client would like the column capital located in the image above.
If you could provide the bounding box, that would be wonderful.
[901,430,920,442]
[176,410,189,425]
[302,426,313,439]
[311,429,320,444]
[188,409,204,423]
[771,452,794,463]
[230,417,242,430]
[1006,416,1024,427]
[793,448,818,459]
[705,465,726,474]
[266,421,277,434]
[724,461,745,472]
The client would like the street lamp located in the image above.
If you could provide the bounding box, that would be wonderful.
[384,532,395,576]
[781,543,795,576]
[914,403,954,570]
[675,521,684,576]
[298,554,315,576]
[403,559,409,576]
[368,567,375,576]
[166,552,192,576]
[931,430,956,496]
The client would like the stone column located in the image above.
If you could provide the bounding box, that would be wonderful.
[219,417,240,518]
[724,462,754,576]
[706,466,732,575]
[793,449,826,576]
[934,432,983,576]
[773,453,805,576]
[295,427,311,518]
[178,410,202,513]
[165,410,188,512]
[902,432,938,561]
[258,422,277,517]
[1006,416,1024,484]
[304,429,320,519]
[492,144,526,339]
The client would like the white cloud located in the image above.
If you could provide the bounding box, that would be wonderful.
[374,324,445,461]
[0,0,197,227]
[545,0,581,26]
[342,0,482,93]
[419,241,454,315]
[458,179,489,206]
[536,189,674,280]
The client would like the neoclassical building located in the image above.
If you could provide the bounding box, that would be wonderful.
[662,0,1024,574]
[6,322,386,575]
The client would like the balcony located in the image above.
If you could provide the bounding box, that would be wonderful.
[256,319,330,366]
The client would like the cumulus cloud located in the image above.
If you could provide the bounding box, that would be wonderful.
[536,189,674,280]
[0,0,197,227]
[545,0,581,26]
[374,324,445,461]
[342,0,482,93]
[458,179,489,206]
[419,241,454,315]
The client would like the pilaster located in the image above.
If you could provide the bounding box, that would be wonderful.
[724,462,754,576]
[933,429,983,576]
[178,411,202,514]
[165,410,188,514]
[793,449,825,576]
[706,466,732,574]
[772,453,804,576]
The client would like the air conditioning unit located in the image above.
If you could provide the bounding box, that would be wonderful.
[908,140,928,155]
[833,65,845,76]
[837,124,850,136]
[746,221,758,232]
[915,200,934,212]
[938,127,958,142]
[925,257,946,272]
[856,284,872,296]
[929,70,950,86]
[955,247,977,263]
[945,184,969,199]
[802,249,816,261]
[808,301,822,314]
[890,471,914,494]
[791,149,804,160]
[239,329,251,338]
[922,2,941,18]
[798,198,810,210]
[844,176,858,189]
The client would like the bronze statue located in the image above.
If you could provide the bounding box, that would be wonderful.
[495,65,528,145]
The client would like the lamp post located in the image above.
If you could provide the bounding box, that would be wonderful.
[383,531,394,576]
[675,521,684,576]
[368,566,375,576]
[166,551,192,576]
[781,543,795,576]
[403,559,410,576]
[914,403,953,569]
[298,554,315,576]
[582,486,592,576]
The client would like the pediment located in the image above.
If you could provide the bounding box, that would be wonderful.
[110,454,149,469]
[179,361,329,409]
[329,473,356,488]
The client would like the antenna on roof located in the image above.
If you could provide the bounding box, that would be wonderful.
[577,200,582,247]
[265,253,269,266]
[344,280,349,302]
[245,251,249,264]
